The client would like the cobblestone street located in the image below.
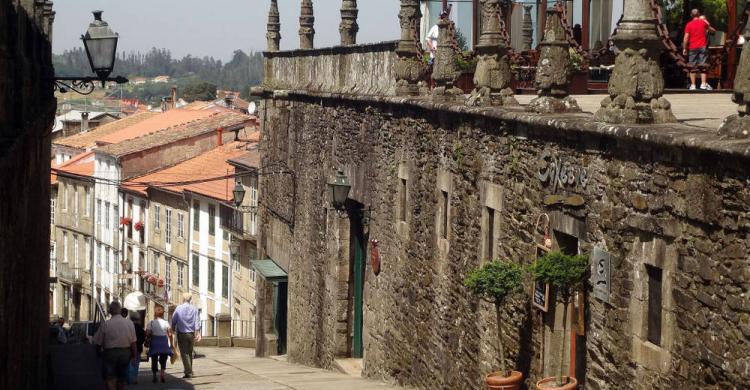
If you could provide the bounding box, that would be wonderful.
[131,348,402,390]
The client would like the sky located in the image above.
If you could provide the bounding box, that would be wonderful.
[52,0,401,60]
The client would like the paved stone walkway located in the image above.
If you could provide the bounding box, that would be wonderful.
[131,347,402,390]
[515,92,736,129]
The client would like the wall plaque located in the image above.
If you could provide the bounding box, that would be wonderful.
[591,247,611,303]
[538,149,589,193]
[532,245,549,312]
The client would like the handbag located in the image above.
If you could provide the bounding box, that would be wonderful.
[144,320,153,348]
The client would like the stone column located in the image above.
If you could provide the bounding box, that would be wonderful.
[718,25,750,138]
[431,16,462,101]
[467,0,517,106]
[522,5,534,52]
[339,0,358,46]
[299,0,315,49]
[594,0,675,124]
[527,7,581,113]
[394,0,427,96]
[266,0,281,52]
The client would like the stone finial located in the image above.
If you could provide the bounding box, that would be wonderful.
[467,0,517,106]
[299,0,315,49]
[594,0,675,124]
[522,5,533,52]
[526,7,581,114]
[718,24,750,138]
[431,16,462,101]
[394,0,427,96]
[266,0,281,52]
[339,0,359,46]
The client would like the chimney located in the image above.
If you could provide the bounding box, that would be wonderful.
[171,86,177,109]
[224,96,233,109]
[217,127,223,146]
[80,111,90,133]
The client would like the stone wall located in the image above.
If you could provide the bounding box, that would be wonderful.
[258,90,750,389]
[264,41,398,95]
[0,2,56,390]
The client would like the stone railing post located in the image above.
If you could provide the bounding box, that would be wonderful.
[467,0,517,106]
[394,0,427,96]
[299,0,315,49]
[522,5,533,52]
[340,0,358,46]
[267,0,281,52]
[432,16,462,101]
[527,7,581,113]
[718,23,750,138]
[594,0,675,124]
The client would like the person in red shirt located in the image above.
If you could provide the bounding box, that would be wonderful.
[682,9,716,90]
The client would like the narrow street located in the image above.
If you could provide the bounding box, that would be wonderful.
[131,348,401,390]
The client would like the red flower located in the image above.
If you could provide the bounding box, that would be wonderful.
[134,221,144,231]
[157,278,165,288]
[120,217,132,226]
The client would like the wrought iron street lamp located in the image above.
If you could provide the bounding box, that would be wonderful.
[233,181,246,208]
[53,10,128,94]
[328,169,351,211]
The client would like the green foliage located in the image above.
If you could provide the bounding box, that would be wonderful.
[568,48,584,72]
[528,250,588,301]
[464,260,524,306]
[455,28,469,52]
[182,81,218,102]
[658,0,729,33]
[455,54,478,73]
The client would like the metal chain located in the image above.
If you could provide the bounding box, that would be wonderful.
[497,12,527,65]
[411,18,425,60]
[554,0,619,63]
[447,19,475,60]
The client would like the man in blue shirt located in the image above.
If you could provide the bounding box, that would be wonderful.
[170,292,201,378]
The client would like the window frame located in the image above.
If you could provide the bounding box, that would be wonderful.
[208,259,215,293]
[192,254,200,287]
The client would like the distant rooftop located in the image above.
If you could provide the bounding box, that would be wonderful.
[96,109,220,146]
[54,111,159,150]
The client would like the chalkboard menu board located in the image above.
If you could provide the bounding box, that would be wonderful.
[532,245,550,312]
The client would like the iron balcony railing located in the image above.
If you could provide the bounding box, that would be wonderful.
[58,263,82,285]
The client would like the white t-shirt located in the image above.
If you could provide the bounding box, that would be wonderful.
[146,318,171,337]
[95,315,136,349]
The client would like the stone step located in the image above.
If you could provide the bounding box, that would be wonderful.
[333,357,363,378]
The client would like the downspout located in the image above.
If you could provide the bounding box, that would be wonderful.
[90,178,96,318]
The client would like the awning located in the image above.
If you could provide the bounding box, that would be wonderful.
[252,259,288,282]
[123,291,147,311]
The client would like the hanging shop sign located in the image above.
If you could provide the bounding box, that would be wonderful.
[532,244,550,312]
[591,247,611,303]
[538,149,589,194]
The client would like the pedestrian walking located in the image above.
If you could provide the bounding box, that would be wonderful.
[54,317,68,344]
[129,312,145,384]
[683,8,716,90]
[146,305,173,383]
[171,292,201,378]
[94,301,137,390]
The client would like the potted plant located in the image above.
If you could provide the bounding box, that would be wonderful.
[528,251,588,390]
[465,260,525,390]
[120,217,132,226]
[567,48,587,95]
[134,221,144,231]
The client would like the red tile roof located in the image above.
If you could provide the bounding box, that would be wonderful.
[96,109,217,146]
[55,151,96,179]
[53,111,159,149]
[122,142,250,202]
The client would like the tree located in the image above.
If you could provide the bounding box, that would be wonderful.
[528,251,588,387]
[182,81,217,102]
[464,260,524,377]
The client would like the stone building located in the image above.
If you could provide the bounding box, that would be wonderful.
[254,3,750,389]
[1,2,57,389]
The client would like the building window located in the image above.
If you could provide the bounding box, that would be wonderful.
[441,190,449,239]
[96,200,102,225]
[486,207,496,261]
[63,232,68,263]
[105,248,110,272]
[192,254,200,286]
[73,236,79,269]
[165,258,172,289]
[165,209,172,244]
[85,239,90,269]
[233,254,241,273]
[50,242,57,274]
[62,184,68,212]
[153,253,160,275]
[113,205,119,229]
[85,187,90,216]
[73,187,78,215]
[51,198,56,225]
[647,264,663,346]
[399,178,407,222]
[154,204,161,230]
[96,244,101,266]
[208,205,216,236]
[177,263,184,287]
[177,213,184,238]
[104,202,110,229]
[222,265,229,299]
[193,201,200,231]
[250,268,256,283]
[114,251,119,274]
[208,259,215,293]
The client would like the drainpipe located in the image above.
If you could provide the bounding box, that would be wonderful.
[217,127,224,146]
[81,111,90,133]
[90,180,96,319]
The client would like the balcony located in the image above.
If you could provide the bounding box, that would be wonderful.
[220,204,256,241]
[58,263,82,285]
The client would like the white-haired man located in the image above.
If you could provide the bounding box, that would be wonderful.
[171,292,201,378]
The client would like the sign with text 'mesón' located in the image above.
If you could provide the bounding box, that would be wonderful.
[532,244,549,312]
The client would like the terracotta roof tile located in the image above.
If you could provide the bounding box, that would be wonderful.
[55,151,96,179]
[97,111,255,158]
[227,149,260,169]
[122,142,250,202]
[96,109,217,146]
[54,111,159,149]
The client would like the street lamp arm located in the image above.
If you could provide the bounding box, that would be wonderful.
[53,75,129,95]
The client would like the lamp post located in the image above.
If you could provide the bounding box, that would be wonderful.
[327,169,371,225]
[53,10,129,95]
